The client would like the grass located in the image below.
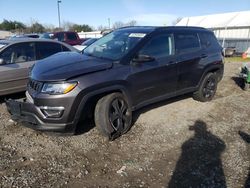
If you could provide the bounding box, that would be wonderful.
[225,57,250,63]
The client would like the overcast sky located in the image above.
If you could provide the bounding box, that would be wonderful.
[0,0,249,28]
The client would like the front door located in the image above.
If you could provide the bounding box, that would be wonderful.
[0,42,36,95]
[128,33,177,106]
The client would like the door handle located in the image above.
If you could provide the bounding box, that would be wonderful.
[201,54,208,58]
[166,61,176,65]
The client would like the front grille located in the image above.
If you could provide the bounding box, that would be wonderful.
[28,79,43,92]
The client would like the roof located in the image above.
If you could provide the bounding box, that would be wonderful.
[117,26,209,33]
[176,11,250,29]
[117,26,157,33]
[0,38,78,52]
[0,38,65,44]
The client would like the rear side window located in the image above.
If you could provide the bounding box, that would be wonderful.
[36,42,62,60]
[175,33,200,53]
[139,34,175,58]
[199,32,220,49]
[67,33,77,40]
[0,42,35,64]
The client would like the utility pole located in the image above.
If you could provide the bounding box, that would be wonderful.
[57,0,62,28]
[108,18,111,29]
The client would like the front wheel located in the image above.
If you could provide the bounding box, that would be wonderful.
[94,93,132,140]
[193,73,218,102]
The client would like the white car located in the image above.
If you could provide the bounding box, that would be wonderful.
[73,38,98,51]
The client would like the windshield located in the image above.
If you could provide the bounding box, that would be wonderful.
[82,38,97,46]
[83,30,147,60]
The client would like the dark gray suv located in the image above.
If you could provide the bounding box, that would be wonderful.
[7,26,224,140]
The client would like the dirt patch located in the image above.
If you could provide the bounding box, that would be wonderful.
[0,62,249,188]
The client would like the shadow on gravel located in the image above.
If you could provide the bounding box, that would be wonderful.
[132,94,191,124]
[239,131,250,188]
[168,120,227,188]
[0,92,25,104]
[231,76,244,90]
[239,131,250,143]
[74,118,95,135]
[62,94,192,137]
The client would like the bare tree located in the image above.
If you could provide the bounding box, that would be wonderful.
[126,20,137,26]
[43,24,55,32]
[97,25,109,31]
[172,17,183,26]
[112,20,137,29]
[61,21,74,31]
[112,21,125,29]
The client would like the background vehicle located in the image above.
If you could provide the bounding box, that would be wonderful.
[0,38,77,96]
[10,34,40,39]
[245,47,250,58]
[39,32,54,39]
[224,47,236,57]
[73,38,98,51]
[53,31,82,45]
[6,26,224,140]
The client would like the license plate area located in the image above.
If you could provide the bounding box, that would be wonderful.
[6,100,22,116]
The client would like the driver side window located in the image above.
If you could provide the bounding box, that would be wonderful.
[139,34,174,59]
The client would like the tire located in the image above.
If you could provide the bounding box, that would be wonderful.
[94,92,132,140]
[193,73,218,102]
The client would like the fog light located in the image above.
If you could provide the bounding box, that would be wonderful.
[39,106,64,118]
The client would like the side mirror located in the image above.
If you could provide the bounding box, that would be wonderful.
[132,54,155,63]
[0,58,5,65]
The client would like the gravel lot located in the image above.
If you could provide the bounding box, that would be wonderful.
[0,61,250,188]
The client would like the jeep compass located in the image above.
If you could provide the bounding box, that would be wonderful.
[6,26,224,140]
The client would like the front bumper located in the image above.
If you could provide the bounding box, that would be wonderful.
[6,99,76,133]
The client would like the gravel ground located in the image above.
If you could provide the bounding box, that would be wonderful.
[0,61,249,188]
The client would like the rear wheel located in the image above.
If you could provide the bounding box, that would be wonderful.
[94,93,132,140]
[193,73,218,102]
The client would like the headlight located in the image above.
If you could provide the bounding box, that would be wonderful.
[41,82,78,95]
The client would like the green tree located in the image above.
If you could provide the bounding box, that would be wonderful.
[28,22,45,33]
[70,24,93,32]
[0,19,26,31]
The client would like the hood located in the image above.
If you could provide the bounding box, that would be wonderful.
[31,52,113,81]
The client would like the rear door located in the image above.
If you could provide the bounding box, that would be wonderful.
[129,33,177,106]
[0,42,36,95]
[174,32,203,92]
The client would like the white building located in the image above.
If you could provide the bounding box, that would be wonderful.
[176,11,250,53]
[0,30,13,39]
[78,31,102,39]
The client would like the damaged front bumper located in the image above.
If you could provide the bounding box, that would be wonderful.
[6,98,76,133]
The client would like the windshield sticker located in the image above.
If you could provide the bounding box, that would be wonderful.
[129,33,146,38]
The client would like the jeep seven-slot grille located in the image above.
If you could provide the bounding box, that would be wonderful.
[29,79,43,92]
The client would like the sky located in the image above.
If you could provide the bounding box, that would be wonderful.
[0,0,250,28]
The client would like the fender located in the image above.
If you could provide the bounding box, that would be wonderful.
[197,63,224,88]
[70,84,133,126]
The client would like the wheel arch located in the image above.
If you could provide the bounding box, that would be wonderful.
[73,84,132,124]
[198,64,224,87]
